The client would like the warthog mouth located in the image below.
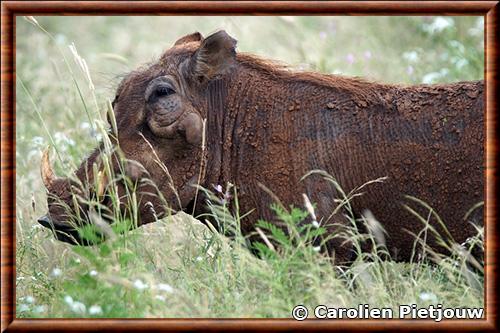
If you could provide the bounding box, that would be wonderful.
[37,214,103,246]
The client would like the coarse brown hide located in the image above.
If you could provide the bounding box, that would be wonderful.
[39,31,484,264]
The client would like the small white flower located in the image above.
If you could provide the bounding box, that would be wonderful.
[468,17,484,36]
[80,122,91,130]
[313,246,321,252]
[425,17,454,34]
[74,258,81,264]
[34,305,46,314]
[64,295,74,305]
[54,132,76,146]
[423,68,449,84]
[25,296,35,304]
[55,33,67,45]
[89,270,98,277]
[70,301,86,314]
[157,283,174,293]
[312,221,320,228]
[16,276,25,281]
[133,279,148,290]
[54,132,65,144]
[453,58,469,69]
[31,136,44,146]
[155,295,166,302]
[422,72,441,84]
[419,292,438,302]
[345,53,355,65]
[18,304,30,312]
[51,268,62,277]
[88,305,103,315]
[403,50,419,63]
[195,256,203,262]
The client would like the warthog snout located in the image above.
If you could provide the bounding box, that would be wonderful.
[37,214,51,228]
[37,213,102,246]
[37,213,80,245]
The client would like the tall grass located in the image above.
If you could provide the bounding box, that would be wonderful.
[16,170,484,318]
[15,16,484,318]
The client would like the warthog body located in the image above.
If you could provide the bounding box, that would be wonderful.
[39,31,484,263]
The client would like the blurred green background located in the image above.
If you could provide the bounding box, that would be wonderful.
[15,16,484,318]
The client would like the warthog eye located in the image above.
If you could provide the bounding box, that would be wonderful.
[155,86,175,98]
[145,76,176,104]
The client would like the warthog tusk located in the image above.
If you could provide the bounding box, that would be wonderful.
[41,146,57,189]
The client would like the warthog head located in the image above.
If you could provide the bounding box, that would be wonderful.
[38,31,238,244]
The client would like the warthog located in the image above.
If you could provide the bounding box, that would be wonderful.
[39,31,484,263]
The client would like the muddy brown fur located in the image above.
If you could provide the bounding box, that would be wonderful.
[39,31,484,264]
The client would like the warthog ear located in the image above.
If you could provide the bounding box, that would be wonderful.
[174,32,203,46]
[190,30,237,83]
